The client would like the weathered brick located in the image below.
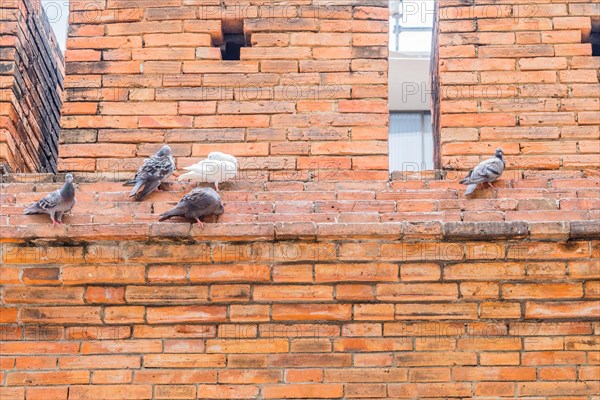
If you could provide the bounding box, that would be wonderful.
[263,384,343,399]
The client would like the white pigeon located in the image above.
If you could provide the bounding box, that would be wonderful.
[460,148,505,195]
[178,152,238,191]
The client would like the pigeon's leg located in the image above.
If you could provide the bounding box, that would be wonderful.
[195,218,204,229]
[487,182,496,189]
[215,181,219,192]
[56,212,64,224]
[50,211,59,228]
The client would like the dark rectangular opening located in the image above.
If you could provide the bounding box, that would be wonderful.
[590,19,600,56]
[222,34,245,60]
[220,20,246,61]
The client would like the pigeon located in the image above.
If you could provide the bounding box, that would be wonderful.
[24,173,77,227]
[460,148,505,195]
[178,151,237,191]
[159,187,224,228]
[124,145,175,201]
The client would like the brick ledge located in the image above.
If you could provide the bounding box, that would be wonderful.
[2,221,598,243]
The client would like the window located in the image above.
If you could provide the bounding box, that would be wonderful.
[389,112,433,172]
[389,0,434,56]
[389,0,435,172]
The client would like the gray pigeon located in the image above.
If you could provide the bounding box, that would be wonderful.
[124,145,175,201]
[460,148,505,195]
[24,174,77,226]
[159,187,224,228]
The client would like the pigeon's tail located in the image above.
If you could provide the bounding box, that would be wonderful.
[464,184,477,195]
[23,204,40,215]
[128,180,144,197]
[459,178,469,184]
[123,179,137,187]
[158,208,180,222]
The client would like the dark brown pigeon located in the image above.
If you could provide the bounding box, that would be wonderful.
[159,187,224,228]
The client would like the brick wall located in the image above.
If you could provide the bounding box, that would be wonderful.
[1,178,599,399]
[0,0,64,174]
[58,0,389,181]
[1,0,600,398]
[436,0,599,176]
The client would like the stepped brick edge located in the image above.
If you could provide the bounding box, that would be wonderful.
[2,221,599,243]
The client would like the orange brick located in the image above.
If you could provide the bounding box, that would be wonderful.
[315,263,397,282]
[526,301,599,319]
[15,356,57,370]
[68,385,152,400]
[23,388,68,400]
[474,382,515,397]
[154,385,196,399]
[253,285,332,302]
[336,284,375,301]
[286,369,323,383]
[262,384,343,399]
[85,287,125,304]
[219,369,282,384]
[272,304,352,321]
[377,283,458,301]
[144,354,225,369]
[197,385,259,399]
[146,306,227,323]
[503,283,583,299]
[6,371,89,386]
[133,369,215,384]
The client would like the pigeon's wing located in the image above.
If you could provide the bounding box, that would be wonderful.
[180,160,222,183]
[186,189,223,216]
[461,157,502,185]
[128,157,157,193]
[477,157,504,182]
[159,189,213,220]
[35,190,63,211]
[130,155,175,198]
[209,152,238,166]
[136,155,174,182]
[185,189,216,211]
